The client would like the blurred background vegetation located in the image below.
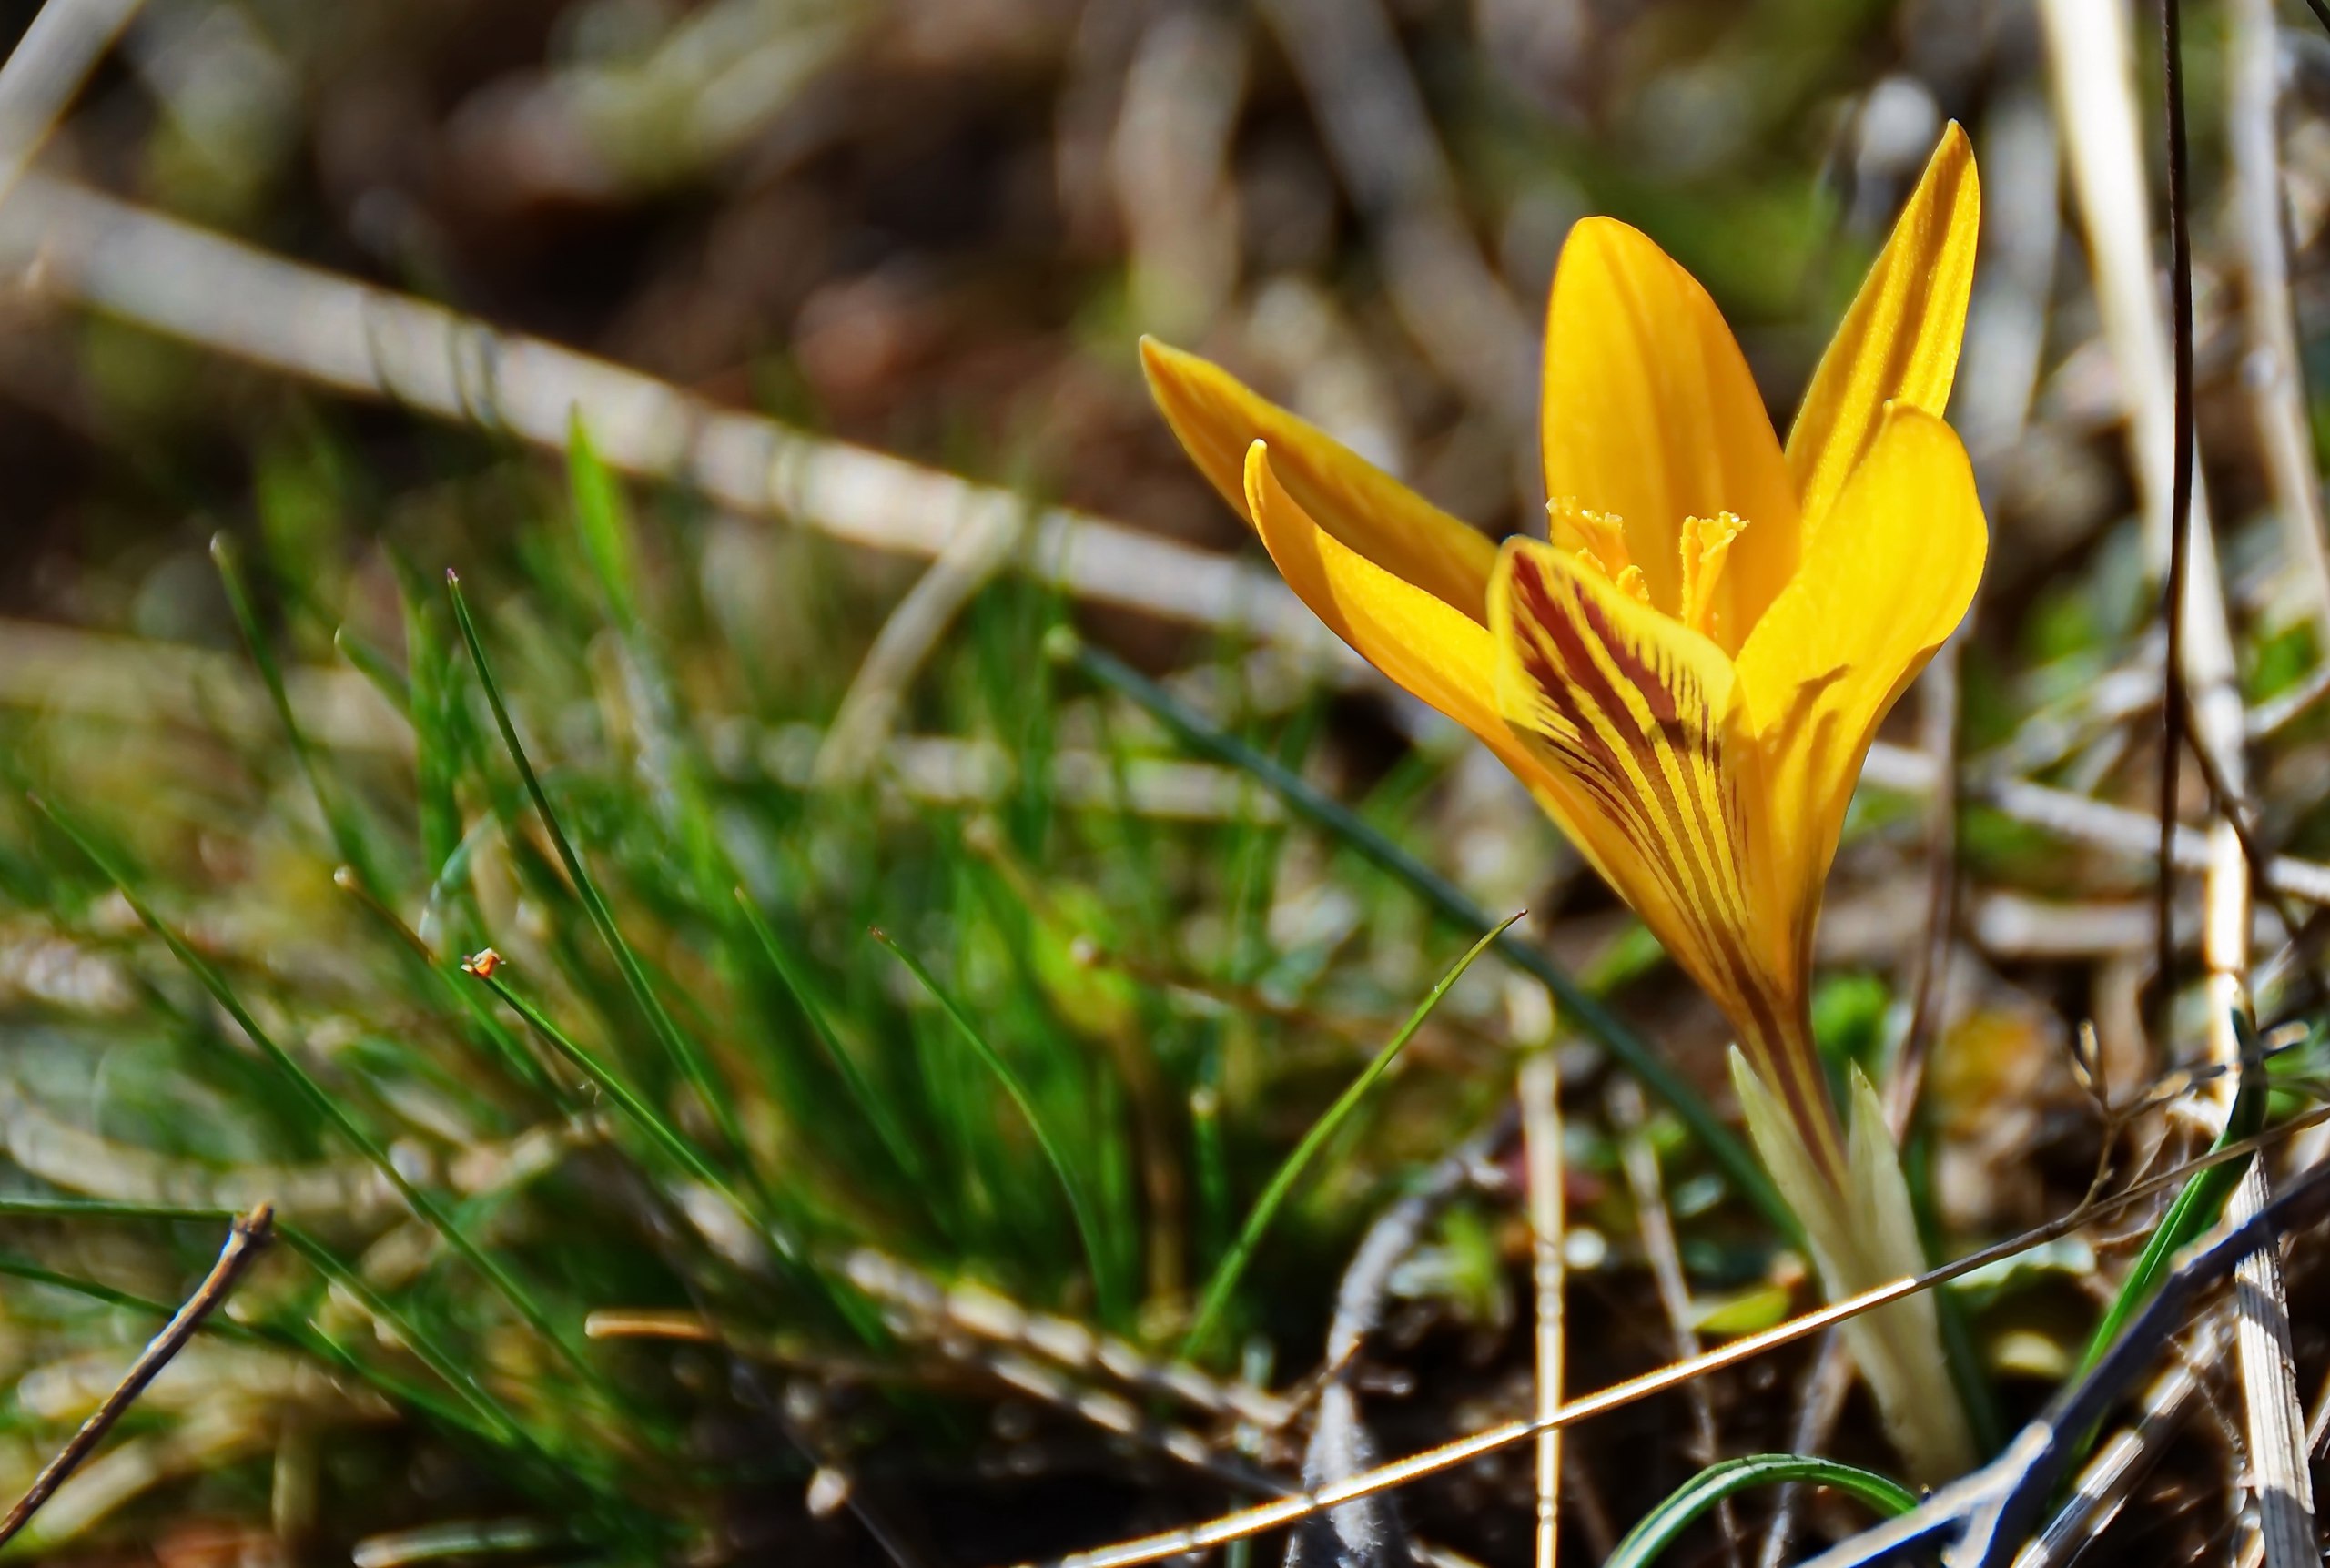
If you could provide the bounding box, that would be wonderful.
[0,0,2326,1563]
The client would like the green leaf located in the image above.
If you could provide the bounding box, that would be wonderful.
[1055,631,1797,1243]
[1606,1452,1918,1568]
[1180,912,1522,1361]
[873,926,1128,1326]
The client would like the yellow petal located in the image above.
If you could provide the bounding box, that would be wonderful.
[1490,537,1791,1036]
[1540,218,1799,644]
[1787,125,1980,541]
[1737,407,1987,928]
[1243,442,1556,795]
[1141,338,1499,621]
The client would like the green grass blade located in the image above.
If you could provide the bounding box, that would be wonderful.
[333,623,415,713]
[872,926,1127,1324]
[445,572,759,1186]
[470,964,876,1341]
[567,415,642,635]
[273,1226,558,1463]
[0,1199,545,1468]
[1180,911,1523,1361]
[212,533,389,896]
[2073,1013,2270,1382]
[467,964,742,1205]
[733,889,933,1195]
[1606,1453,1918,1568]
[25,794,609,1399]
[1056,632,1795,1241]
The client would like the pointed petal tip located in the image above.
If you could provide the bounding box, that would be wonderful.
[1239,437,1274,514]
[1136,333,1187,394]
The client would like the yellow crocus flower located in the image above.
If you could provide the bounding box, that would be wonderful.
[1143,127,1983,1480]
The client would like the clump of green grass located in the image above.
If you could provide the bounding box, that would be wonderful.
[0,423,1696,1559]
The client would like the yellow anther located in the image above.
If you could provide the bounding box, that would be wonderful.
[1550,498,1633,578]
[1614,564,1651,604]
[1678,512,1748,638]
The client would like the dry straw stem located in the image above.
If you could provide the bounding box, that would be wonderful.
[811,501,1025,788]
[2042,0,2315,1561]
[1010,1109,2330,1568]
[2012,1314,2229,1568]
[0,172,1336,660]
[0,1202,275,1550]
[1519,1051,1564,1568]
[0,0,144,210]
[12,171,2330,885]
[1253,0,1535,435]
[2228,0,2330,644]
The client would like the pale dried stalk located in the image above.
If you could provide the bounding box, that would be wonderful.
[1253,0,1534,432]
[2228,0,2330,644]
[0,173,1334,658]
[811,504,1023,787]
[0,0,144,209]
[1610,1078,1737,1568]
[2041,2,2315,1562]
[16,173,2330,907]
[2011,1316,2225,1568]
[1520,1052,1564,1568]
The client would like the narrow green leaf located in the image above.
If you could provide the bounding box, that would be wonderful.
[1056,632,1796,1241]
[25,794,607,1401]
[734,889,934,1196]
[468,964,742,1207]
[872,926,1127,1325]
[1606,1453,1918,1568]
[567,413,641,633]
[2074,1012,2271,1382]
[444,572,759,1187]
[1180,912,1523,1361]
[212,532,388,895]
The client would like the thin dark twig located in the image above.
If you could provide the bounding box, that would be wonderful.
[2309,0,2330,35]
[2153,0,2196,1011]
[0,1202,276,1549]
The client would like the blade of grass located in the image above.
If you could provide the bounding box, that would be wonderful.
[212,533,389,896]
[1054,632,1794,1240]
[1180,912,1522,1361]
[463,959,745,1209]
[218,538,551,1110]
[2072,1016,2270,1383]
[468,961,886,1346]
[445,572,761,1192]
[567,416,643,635]
[0,1249,505,1447]
[25,794,610,1401]
[734,889,934,1197]
[871,926,1128,1325]
[0,1197,549,1472]
[1606,1453,1918,1568]
[329,865,563,1103]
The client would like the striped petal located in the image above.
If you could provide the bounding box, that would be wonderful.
[1142,337,1500,621]
[1737,407,1987,942]
[1787,125,1980,541]
[1489,538,1793,1038]
[1541,219,1799,647]
[1243,442,1558,795]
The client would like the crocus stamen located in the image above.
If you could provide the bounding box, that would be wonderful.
[1678,511,1747,640]
[1548,498,1633,579]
